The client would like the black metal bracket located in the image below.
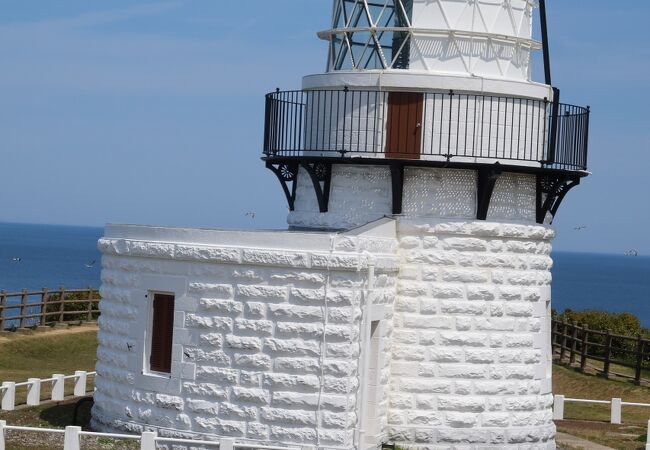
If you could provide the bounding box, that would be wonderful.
[477,165,502,220]
[536,174,580,224]
[266,161,300,211]
[301,162,332,213]
[390,163,405,215]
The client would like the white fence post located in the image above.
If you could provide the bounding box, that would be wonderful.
[52,374,65,401]
[0,419,6,450]
[74,371,87,397]
[646,419,650,450]
[26,378,41,406]
[221,438,235,450]
[1,383,15,411]
[141,431,156,450]
[611,398,622,424]
[63,426,81,450]
[553,395,565,421]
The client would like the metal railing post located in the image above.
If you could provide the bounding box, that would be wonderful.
[547,87,561,165]
[63,426,81,450]
[0,383,15,411]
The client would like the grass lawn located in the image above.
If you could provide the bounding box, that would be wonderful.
[0,326,98,407]
[554,363,650,449]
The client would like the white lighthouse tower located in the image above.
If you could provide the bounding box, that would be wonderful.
[93,1,589,449]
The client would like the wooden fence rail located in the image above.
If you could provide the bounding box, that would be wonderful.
[552,319,650,385]
[0,288,100,331]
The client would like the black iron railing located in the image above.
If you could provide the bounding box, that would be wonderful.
[263,89,589,172]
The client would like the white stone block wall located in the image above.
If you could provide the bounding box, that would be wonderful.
[389,219,555,449]
[92,224,399,449]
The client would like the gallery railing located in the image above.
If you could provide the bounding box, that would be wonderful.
[263,89,589,172]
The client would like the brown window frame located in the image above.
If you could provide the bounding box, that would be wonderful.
[149,292,175,374]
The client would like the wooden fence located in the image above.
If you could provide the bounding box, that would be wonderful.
[0,288,100,331]
[552,319,650,385]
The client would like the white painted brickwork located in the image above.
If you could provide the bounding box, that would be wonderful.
[95,166,556,449]
[92,223,398,449]
[389,219,555,449]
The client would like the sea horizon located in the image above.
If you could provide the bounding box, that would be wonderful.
[1,222,648,326]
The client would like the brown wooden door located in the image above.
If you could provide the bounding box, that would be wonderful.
[386,92,423,159]
[150,293,175,373]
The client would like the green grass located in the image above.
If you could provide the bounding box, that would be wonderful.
[554,364,650,449]
[0,328,139,449]
[0,327,97,381]
[0,327,98,406]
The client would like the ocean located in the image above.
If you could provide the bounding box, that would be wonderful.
[0,223,648,326]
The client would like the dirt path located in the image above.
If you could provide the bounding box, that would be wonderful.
[0,324,98,344]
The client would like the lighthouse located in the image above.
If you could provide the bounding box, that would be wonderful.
[92,1,589,449]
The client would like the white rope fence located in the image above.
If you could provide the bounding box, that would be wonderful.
[0,371,95,411]
[0,421,309,450]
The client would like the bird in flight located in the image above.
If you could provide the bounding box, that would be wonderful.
[11,257,21,262]
[624,249,639,257]
[245,212,256,219]
[85,260,96,268]
[573,226,587,231]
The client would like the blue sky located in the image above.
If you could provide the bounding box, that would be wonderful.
[0,1,648,255]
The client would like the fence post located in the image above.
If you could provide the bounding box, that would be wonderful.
[646,420,650,450]
[26,378,41,406]
[19,289,27,329]
[569,322,578,364]
[635,335,644,386]
[52,374,65,401]
[553,395,565,420]
[40,288,49,326]
[0,419,6,450]
[220,438,235,450]
[86,288,94,322]
[611,398,622,424]
[74,371,88,397]
[140,431,157,450]
[0,383,14,411]
[63,426,81,450]
[580,324,589,373]
[58,287,66,323]
[559,320,568,362]
[604,330,612,379]
[0,290,6,331]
